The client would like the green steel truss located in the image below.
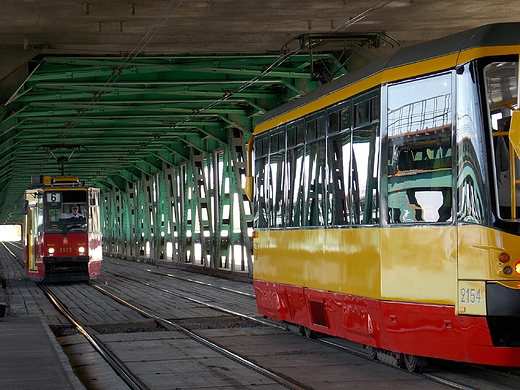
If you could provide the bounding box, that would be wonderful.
[0,52,347,273]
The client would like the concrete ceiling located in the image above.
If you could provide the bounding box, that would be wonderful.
[2,1,517,57]
[0,0,517,223]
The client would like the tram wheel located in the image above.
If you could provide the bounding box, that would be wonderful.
[365,345,378,359]
[402,354,424,373]
[302,326,315,339]
[286,323,302,336]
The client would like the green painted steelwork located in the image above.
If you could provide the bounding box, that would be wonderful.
[0,52,348,273]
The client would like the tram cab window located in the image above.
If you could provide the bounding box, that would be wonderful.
[44,190,88,233]
[387,73,453,224]
[484,60,520,222]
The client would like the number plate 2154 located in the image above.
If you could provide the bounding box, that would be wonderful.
[458,281,486,315]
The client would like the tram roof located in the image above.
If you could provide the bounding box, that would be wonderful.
[256,22,520,133]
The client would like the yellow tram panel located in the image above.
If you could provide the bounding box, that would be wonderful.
[458,225,520,280]
[380,226,457,305]
[253,228,381,299]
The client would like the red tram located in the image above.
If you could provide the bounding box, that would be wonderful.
[250,23,520,370]
[23,175,102,282]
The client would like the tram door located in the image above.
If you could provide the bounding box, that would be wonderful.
[88,188,103,262]
[24,192,38,273]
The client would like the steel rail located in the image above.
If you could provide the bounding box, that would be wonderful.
[91,283,307,390]
[145,268,255,298]
[99,265,480,390]
[318,338,477,390]
[38,283,149,390]
[96,271,282,329]
[102,262,255,297]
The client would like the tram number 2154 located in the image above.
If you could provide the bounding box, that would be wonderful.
[458,281,485,315]
[460,288,482,304]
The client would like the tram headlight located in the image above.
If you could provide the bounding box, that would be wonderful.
[48,247,55,254]
[515,261,520,275]
[78,246,85,254]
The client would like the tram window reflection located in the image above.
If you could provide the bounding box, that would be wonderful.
[387,73,453,224]
[327,131,351,225]
[255,92,380,229]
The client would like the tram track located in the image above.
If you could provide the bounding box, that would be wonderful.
[97,261,483,390]
[98,258,516,390]
[94,270,281,329]
[91,283,309,390]
[317,338,477,390]
[99,266,481,389]
[39,275,311,389]
[39,283,149,390]
[43,274,308,390]
[143,267,256,298]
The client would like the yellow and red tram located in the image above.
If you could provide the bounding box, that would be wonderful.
[23,175,102,282]
[250,23,520,370]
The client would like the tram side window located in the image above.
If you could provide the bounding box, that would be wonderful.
[326,95,380,226]
[89,190,101,232]
[327,104,352,225]
[327,127,352,225]
[353,123,380,224]
[254,134,269,228]
[256,93,379,229]
[353,94,380,225]
[305,115,327,226]
[387,73,453,224]
[37,201,44,234]
[269,129,286,227]
[286,121,306,227]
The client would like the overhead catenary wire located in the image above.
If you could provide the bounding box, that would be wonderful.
[331,0,394,32]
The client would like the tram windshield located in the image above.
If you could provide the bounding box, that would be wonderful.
[44,190,88,233]
[485,60,519,223]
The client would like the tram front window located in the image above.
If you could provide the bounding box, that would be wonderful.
[485,60,520,224]
[60,203,87,232]
[44,190,88,233]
